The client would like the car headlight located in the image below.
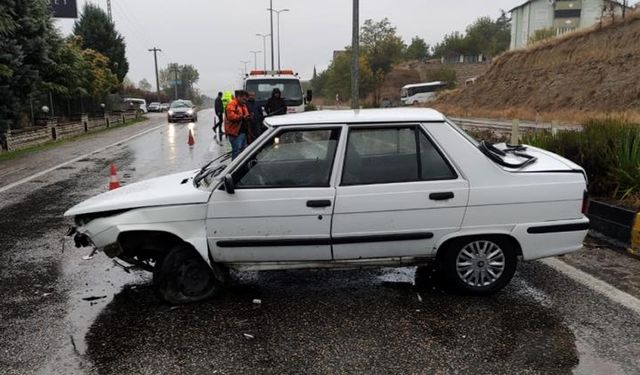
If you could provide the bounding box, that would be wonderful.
[168,110,174,115]
[187,109,194,115]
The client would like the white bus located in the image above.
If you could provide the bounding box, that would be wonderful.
[400,81,447,106]
[244,70,312,115]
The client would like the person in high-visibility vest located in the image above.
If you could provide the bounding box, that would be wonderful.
[222,91,233,110]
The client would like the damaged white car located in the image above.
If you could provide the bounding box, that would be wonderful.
[65,108,589,304]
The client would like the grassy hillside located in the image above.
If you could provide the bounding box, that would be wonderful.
[435,11,640,123]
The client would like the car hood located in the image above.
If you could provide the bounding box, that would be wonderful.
[64,170,210,217]
[170,107,191,113]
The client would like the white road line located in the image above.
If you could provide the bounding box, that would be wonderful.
[542,257,640,315]
[0,124,165,194]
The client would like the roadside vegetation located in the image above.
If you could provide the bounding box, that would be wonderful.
[311,12,510,106]
[524,119,640,208]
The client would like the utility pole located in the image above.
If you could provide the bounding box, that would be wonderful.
[148,47,162,101]
[250,50,262,70]
[351,0,360,109]
[269,0,275,71]
[106,0,112,21]
[256,34,271,71]
[171,65,180,100]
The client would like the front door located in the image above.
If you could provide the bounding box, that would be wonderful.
[332,125,469,260]
[207,127,342,263]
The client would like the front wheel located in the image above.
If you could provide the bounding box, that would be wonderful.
[153,244,225,304]
[440,237,517,295]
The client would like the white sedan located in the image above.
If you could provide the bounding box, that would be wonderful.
[65,108,589,304]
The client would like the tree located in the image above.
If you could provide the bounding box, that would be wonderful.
[73,3,129,82]
[360,18,406,104]
[138,78,152,91]
[0,0,56,129]
[405,36,430,61]
[432,12,511,59]
[159,63,200,100]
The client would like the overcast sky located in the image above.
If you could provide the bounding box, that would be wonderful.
[56,0,521,95]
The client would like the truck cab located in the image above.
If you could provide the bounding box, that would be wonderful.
[243,70,312,115]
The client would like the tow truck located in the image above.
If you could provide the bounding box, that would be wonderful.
[243,70,312,115]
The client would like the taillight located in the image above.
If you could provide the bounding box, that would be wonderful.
[581,190,589,215]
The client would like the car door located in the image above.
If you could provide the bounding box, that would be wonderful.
[332,124,469,260]
[207,126,342,263]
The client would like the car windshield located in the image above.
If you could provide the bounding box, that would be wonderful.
[150,102,160,106]
[170,101,189,108]
[245,79,302,102]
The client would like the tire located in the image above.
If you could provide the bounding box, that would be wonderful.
[168,118,173,123]
[440,236,517,295]
[153,244,225,304]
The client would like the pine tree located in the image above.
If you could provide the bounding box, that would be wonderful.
[73,3,129,82]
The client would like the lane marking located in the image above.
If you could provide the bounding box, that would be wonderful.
[542,257,640,315]
[0,123,166,194]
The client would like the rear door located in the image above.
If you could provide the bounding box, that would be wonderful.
[207,126,342,263]
[332,124,469,260]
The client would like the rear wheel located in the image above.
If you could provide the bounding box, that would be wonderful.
[440,237,517,295]
[153,244,225,304]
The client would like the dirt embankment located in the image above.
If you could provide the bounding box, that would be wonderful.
[436,13,640,123]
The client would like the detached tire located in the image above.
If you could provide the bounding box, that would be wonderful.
[440,236,517,296]
[154,244,224,304]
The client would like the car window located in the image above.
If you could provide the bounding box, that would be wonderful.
[234,128,341,188]
[418,131,457,180]
[342,126,456,185]
[342,128,418,185]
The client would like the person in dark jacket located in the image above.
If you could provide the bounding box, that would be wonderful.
[213,92,224,142]
[264,88,287,117]
[246,91,264,145]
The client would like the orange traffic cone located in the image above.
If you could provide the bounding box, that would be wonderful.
[108,163,120,190]
[188,129,195,146]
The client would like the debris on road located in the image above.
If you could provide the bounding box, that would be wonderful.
[243,333,255,340]
[252,299,262,305]
[416,293,423,303]
[82,295,107,302]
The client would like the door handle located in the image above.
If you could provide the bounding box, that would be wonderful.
[307,200,332,208]
[429,192,454,201]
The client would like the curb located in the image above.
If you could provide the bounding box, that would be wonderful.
[630,212,640,257]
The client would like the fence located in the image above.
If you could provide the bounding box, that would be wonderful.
[1,111,141,153]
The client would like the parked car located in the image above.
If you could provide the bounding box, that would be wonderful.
[148,102,162,112]
[65,108,589,304]
[160,103,170,112]
[167,100,197,122]
[123,97,148,113]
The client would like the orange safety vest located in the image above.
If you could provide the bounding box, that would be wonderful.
[224,99,248,137]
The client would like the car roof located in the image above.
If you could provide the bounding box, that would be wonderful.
[264,108,446,127]
[402,81,446,89]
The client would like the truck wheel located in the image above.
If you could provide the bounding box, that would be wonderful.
[153,244,224,304]
[440,236,517,295]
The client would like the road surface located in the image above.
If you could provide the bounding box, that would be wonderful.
[1,109,639,374]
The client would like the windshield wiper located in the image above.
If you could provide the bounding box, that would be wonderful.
[198,152,232,174]
[194,152,232,186]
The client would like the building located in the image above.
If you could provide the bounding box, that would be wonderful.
[510,0,626,49]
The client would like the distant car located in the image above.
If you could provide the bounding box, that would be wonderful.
[160,103,170,112]
[167,100,198,123]
[65,108,589,304]
[147,102,162,112]
[123,98,148,113]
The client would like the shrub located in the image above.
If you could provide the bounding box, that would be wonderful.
[524,119,640,205]
[425,68,457,89]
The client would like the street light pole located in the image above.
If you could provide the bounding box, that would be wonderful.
[148,47,162,102]
[351,0,360,109]
[240,60,250,76]
[171,65,179,100]
[256,33,271,71]
[269,0,275,71]
[268,8,290,71]
[249,50,262,70]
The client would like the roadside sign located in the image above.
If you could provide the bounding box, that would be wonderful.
[170,80,183,85]
[50,0,78,18]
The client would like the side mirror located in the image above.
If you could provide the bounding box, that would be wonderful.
[306,90,313,103]
[223,174,235,194]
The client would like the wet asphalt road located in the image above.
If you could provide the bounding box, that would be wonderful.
[1,109,640,374]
